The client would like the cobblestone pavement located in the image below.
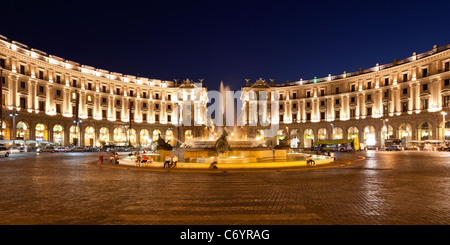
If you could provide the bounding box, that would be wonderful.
[0,151,449,225]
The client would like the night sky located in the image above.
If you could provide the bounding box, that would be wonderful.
[3,0,450,92]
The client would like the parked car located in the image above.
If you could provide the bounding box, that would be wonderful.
[386,145,403,151]
[37,147,55,153]
[437,146,450,151]
[0,146,10,157]
[9,147,20,154]
[71,146,85,152]
[55,147,69,152]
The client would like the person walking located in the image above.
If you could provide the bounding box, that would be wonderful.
[135,153,141,167]
[141,155,148,167]
[99,153,104,166]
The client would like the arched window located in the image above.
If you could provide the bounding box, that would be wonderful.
[364,126,376,146]
[333,127,343,139]
[1,121,10,140]
[99,127,110,144]
[277,129,286,145]
[290,129,299,148]
[53,125,64,145]
[418,122,432,140]
[140,129,150,146]
[184,130,192,142]
[70,125,78,145]
[304,129,314,148]
[348,126,359,140]
[165,129,174,146]
[398,123,412,146]
[114,127,126,143]
[16,121,30,140]
[318,128,327,140]
[35,123,48,141]
[84,126,95,146]
[129,129,137,146]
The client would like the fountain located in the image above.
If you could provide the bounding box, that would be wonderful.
[117,80,334,169]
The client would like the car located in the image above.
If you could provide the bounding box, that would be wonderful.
[55,147,69,152]
[0,146,10,157]
[71,146,84,152]
[37,147,55,153]
[437,146,450,151]
[386,145,403,151]
[9,147,20,154]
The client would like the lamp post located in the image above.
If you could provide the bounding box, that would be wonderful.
[385,118,389,139]
[73,90,81,146]
[73,119,82,146]
[442,111,447,143]
[124,125,130,147]
[9,109,18,146]
[0,67,3,140]
[330,122,335,139]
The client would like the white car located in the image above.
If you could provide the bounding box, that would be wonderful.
[55,147,69,152]
[9,148,20,154]
[0,146,10,157]
[386,145,403,151]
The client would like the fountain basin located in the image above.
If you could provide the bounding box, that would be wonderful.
[116,151,334,169]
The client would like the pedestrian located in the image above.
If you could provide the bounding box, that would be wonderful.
[99,153,104,165]
[306,155,315,166]
[141,155,148,166]
[171,155,178,168]
[135,153,141,167]
[209,156,218,170]
[114,153,119,164]
[330,151,336,161]
[164,155,171,168]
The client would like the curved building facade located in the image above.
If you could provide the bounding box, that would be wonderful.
[1,34,450,150]
[0,35,208,148]
[241,44,450,149]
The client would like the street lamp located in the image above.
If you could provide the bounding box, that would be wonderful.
[9,109,18,146]
[385,118,389,139]
[0,67,4,140]
[73,89,81,146]
[330,122,335,139]
[73,119,82,146]
[124,125,130,147]
[442,111,447,142]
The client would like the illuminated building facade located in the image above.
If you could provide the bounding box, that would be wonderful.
[0,34,208,147]
[241,44,450,148]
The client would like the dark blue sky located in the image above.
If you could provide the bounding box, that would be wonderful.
[3,0,450,92]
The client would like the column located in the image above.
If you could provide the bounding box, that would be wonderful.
[409,83,415,112]
[80,91,86,118]
[360,93,366,118]
[414,82,420,113]
[108,95,114,120]
[394,87,401,115]
[135,98,141,122]
[63,87,71,116]
[28,79,36,112]
[46,84,53,114]
[327,97,333,120]
[94,94,100,119]
[356,93,361,118]
[122,97,127,121]
[9,75,18,108]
